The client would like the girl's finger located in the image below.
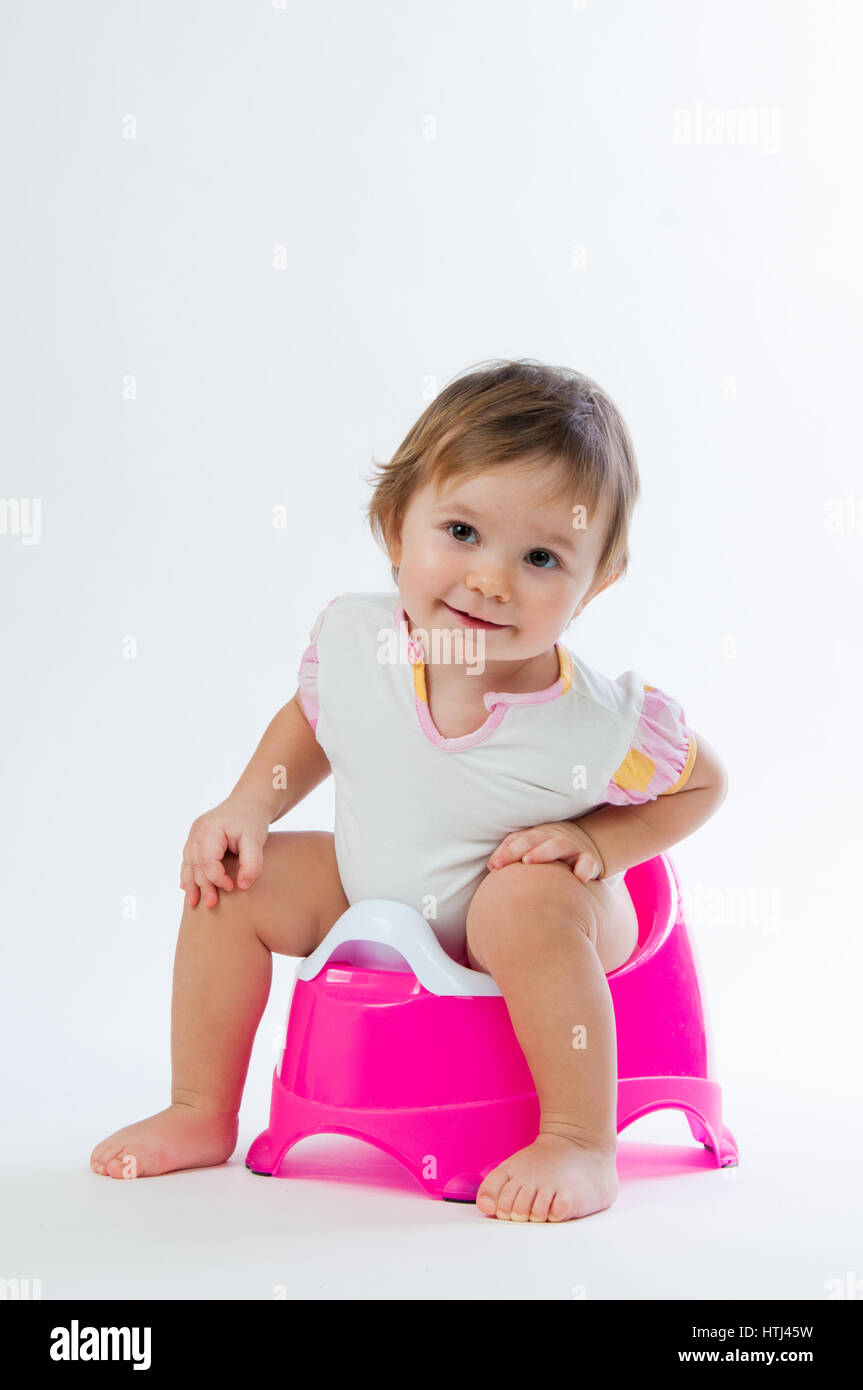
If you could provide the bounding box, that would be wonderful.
[488,836,531,868]
[202,857,234,892]
[180,861,199,907]
[237,832,264,889]
[572,853,601,883]
[521,837,564,863]
[192,865,218,910]
[486,842,511,868]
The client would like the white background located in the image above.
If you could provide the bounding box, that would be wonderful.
[2,0,861,1301]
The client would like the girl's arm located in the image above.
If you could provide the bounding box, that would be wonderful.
[228,688,332,825]
[572,731,729,881]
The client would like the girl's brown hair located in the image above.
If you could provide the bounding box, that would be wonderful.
[363,358,640,590]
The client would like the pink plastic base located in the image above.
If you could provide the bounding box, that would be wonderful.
[246,855,738,1200]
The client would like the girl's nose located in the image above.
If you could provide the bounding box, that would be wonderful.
[465,570,511,603]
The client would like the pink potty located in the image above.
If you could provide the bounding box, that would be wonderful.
[245,853,738,1200]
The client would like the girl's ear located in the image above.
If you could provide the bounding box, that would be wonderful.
[573,569,623,619]
[593,569,623,598]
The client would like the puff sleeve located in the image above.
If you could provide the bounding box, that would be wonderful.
[604,682,698,805]
[296,595,342,731]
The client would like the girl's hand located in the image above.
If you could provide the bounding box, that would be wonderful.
[180,796,271,909]
[486,820,605,884]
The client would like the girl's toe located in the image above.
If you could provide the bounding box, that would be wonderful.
[510,1185,538,1221]
[493,1176,523,1219]
[546,1190,571,1221]
[475,1166,509,1215]
[528,1187,554,1222]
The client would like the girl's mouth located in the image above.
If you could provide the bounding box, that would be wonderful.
[441,601,509,630]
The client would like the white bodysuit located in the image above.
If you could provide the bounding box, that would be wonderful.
[297,591,697,962]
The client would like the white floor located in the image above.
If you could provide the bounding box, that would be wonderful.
[4,1075,860,1301]
[5,879,862,1302]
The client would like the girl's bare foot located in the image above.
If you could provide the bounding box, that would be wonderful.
[475,1131,619,1222]
[89,1103,239,1179]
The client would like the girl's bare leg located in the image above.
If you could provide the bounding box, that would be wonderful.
[464,862,639,1222]
[90,831,349,1179]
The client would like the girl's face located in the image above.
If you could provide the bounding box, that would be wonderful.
[388,461,621,662]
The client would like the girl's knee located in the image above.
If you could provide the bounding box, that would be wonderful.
[469,859,591,916]
[466,861,598,955]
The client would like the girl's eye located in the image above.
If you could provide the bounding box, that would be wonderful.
[446,522,477,544]
[444,523,560,569]
[527,549,559,569]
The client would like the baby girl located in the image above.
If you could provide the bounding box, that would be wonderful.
[91,359,728,1222]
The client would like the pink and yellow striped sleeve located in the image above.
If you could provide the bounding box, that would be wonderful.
[296,595,342,731]
[604,682,698,805]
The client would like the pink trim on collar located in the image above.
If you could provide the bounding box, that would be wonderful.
[393,603,570,753]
